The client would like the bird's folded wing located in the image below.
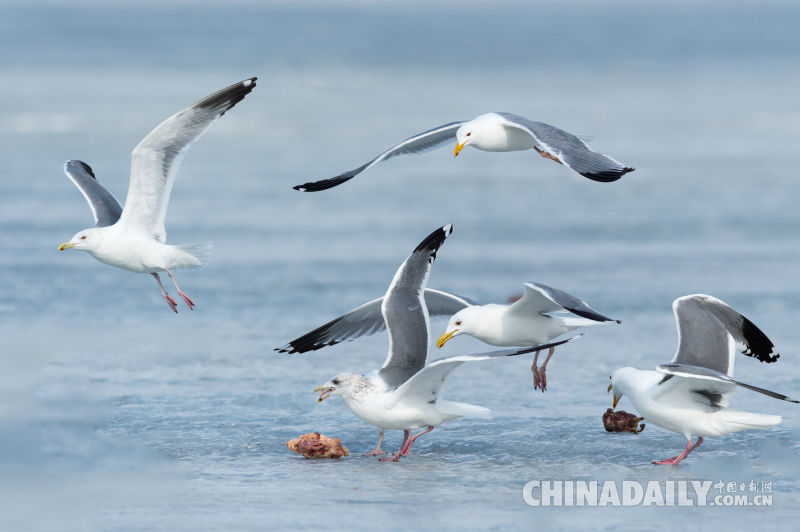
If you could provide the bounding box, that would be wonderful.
[293,121,463,192]
[389,336,580,407]
[274,288,471,354]
[511,282,618,323]
[118,77,257,241]
[64,160,123,227]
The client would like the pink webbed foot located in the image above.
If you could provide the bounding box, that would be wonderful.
[178,291,196,310]
[651,457,680,465]
[378,453,402,462]
[363,449,388,457]
[163,293,178,313]
[152,273,178,313]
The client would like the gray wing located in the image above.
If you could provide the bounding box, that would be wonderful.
[377,225,453,388]
[63,160,123,227]
[293,121,463,192]
[656,363,799,405]
[496,112,634,182]
[671,294,779,377]
[117,77,257,241]
[274,288,473,354]
[391,336,580,406]
[511,282,620,322]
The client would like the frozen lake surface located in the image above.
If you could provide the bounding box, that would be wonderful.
[1,1,800,529]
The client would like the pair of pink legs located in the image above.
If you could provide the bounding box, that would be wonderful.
[531,347,555,392]
[151,270,195,313]
[363,427,435,462]
[652,437,704,465]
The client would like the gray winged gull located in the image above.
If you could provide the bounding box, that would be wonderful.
[436,282,620,392]
[58,77,257,312]
[302,225,579,460]
[277,280,615,392]
[608,294,797,465]
[293,112,634,191]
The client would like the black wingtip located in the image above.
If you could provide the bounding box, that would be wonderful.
[740,316,779,363]
[581,166,634,183]
[615,319,622,324]
[196,77,257,116]
[293,162,370,192]
[414,224,454,256]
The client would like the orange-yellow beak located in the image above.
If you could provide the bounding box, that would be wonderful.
[58,242,76,251]
[608,383,621,408]
[436,329,458,348]
[453,142,465,157]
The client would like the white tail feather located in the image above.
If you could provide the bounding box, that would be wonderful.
[438,400,491,419]
[174,242,213,269]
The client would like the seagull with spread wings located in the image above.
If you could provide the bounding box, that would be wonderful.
[292,225,579,460]
[609,294,797,465]
[58,77,257,312]
[293,112,634,191]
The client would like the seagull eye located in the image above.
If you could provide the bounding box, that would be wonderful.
[332,378,340,385]
[466,132,471,137]
[80,236,87,240]
[455,320,462,326]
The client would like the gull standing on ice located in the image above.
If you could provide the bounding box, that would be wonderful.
[58,77,257,312]
[436,282,620,391]
[289,225,578,461]
[608,294,798,465]
[293,112,634,191]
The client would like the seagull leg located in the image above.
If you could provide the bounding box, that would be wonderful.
[531,350,542,390]
[652,437,703,465]
[151,273,178,313]
[362,430,388,456]
[537,347,556,392]
[380,430,410,462]
[166,269,195,310]
[534,146,563,165]
[398,426,435,457]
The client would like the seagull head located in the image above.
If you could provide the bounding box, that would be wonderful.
[314,373,362,402]
[608,367,638,408]
[455,113,503,156]
[454,123,474,157]
[437,307,478,348]
[58,228,104,252]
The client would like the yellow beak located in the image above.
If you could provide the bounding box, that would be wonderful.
[436,329,459,348]
[58,242,76,251]
[608,383,620,408]
[453,142,465,157]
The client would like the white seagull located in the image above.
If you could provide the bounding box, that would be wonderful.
[436,282,620,392]
[293,225,578,461]
[293,112,634,191]
[58,77,257,312]
[609,294,797,466]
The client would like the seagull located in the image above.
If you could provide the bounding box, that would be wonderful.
[293,112,634,191]
[297,225,579,460]
[608,294,798,466]
[57,77,257,312]
[436,282,620,392]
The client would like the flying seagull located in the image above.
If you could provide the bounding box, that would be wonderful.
[436,282,620,392]
[58,77,257,312]
[608,294,797,465]
[295,225,579,460]
[293,112,634,191]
